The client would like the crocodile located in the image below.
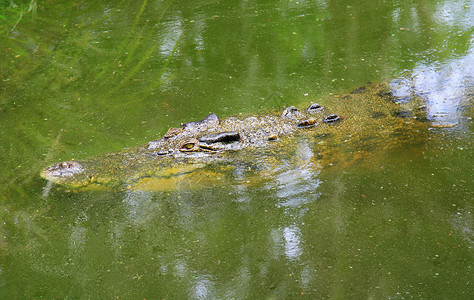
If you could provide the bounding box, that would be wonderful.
[41,82,430,191]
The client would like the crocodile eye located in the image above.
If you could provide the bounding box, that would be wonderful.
[179,138,199,152]
[60,162,69,169]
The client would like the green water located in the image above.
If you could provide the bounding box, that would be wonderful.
[1,0,472,298]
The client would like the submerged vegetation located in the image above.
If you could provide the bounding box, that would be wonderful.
[0,0,37,34]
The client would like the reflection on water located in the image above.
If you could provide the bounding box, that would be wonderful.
[392,46,473,128]
[282,226,303,261]
[271,140,321,208]
[192,275,214,299]
[123,190,156,224]
[434,0,474,29]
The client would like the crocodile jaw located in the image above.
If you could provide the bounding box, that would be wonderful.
[40,161,90,187]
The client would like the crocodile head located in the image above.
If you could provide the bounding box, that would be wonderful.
[40,103,342,189]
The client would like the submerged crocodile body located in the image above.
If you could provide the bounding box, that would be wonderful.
[41,82,430,190]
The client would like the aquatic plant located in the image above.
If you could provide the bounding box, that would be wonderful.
[0,0,37,34]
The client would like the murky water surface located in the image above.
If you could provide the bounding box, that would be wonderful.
[1,0,472,298]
